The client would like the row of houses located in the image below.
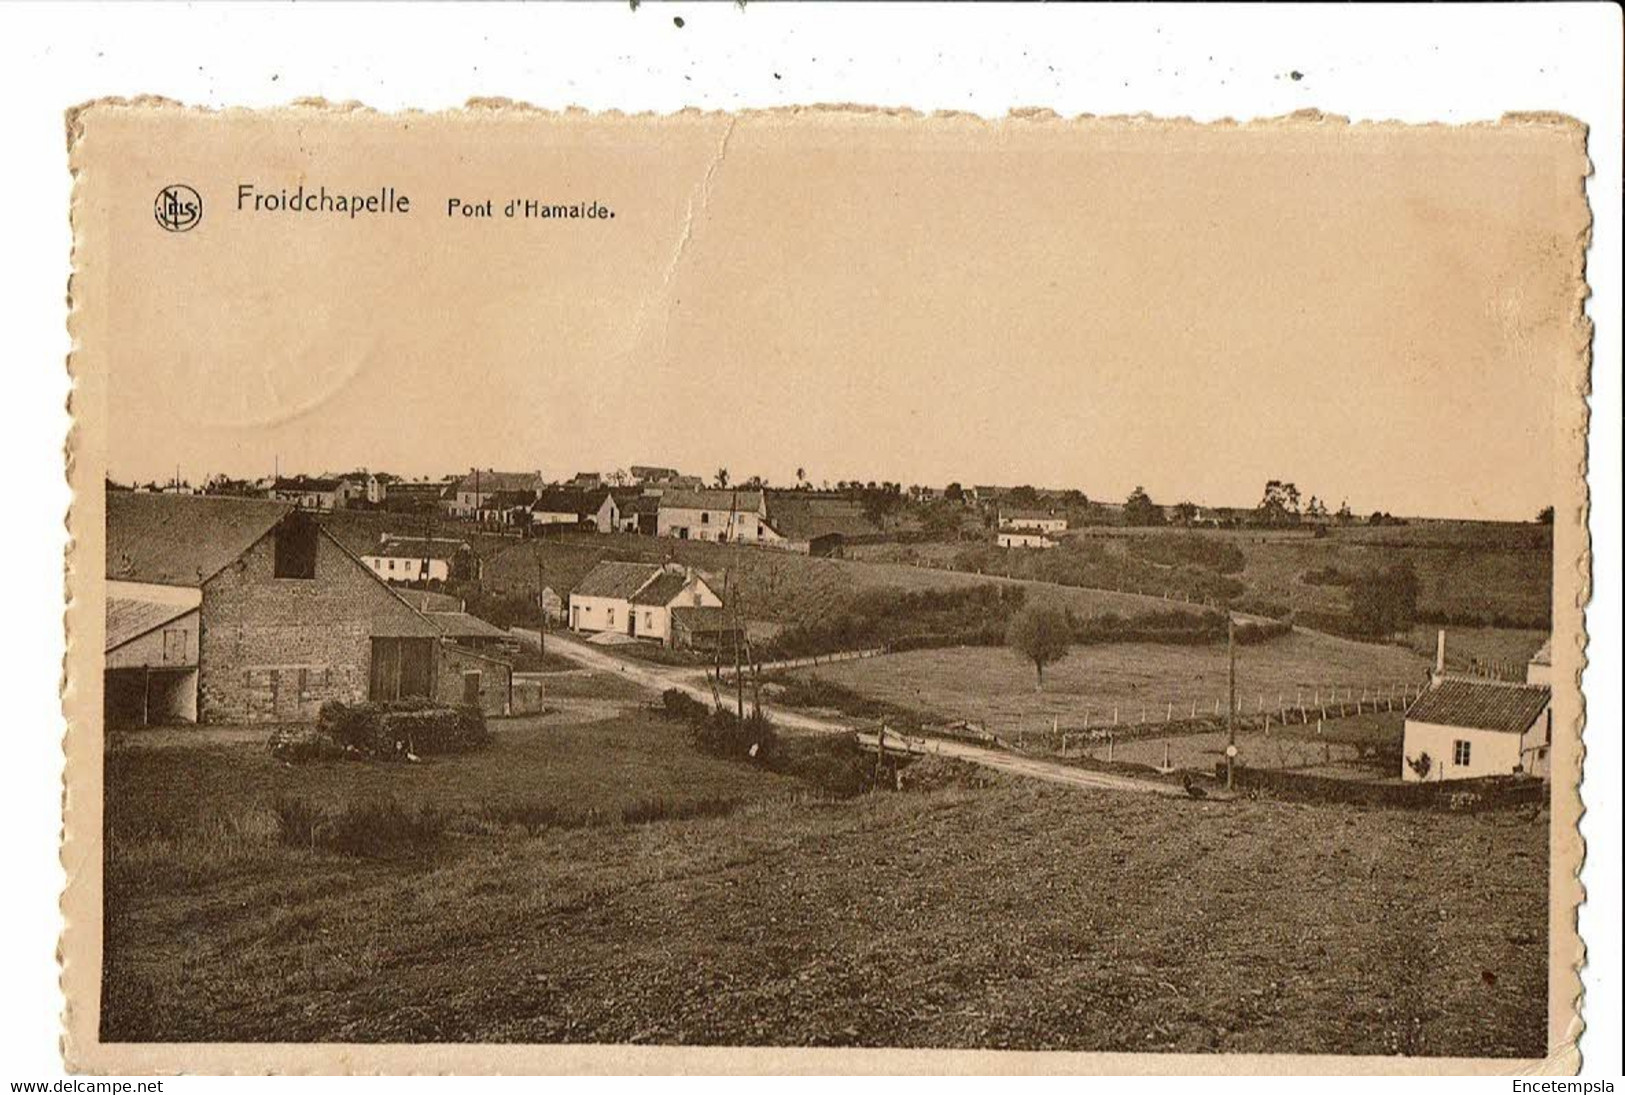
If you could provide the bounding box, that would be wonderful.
[444,472,888,557]
[104,494,517,727]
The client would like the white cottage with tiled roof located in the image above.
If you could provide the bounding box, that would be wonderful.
[1402,675,1552,783]
[568,561,722,644]
[656,489,780,544]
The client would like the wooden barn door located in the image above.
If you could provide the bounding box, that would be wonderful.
[371,638,435,701]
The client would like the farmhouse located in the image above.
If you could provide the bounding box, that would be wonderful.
[268,475,346,512]
[591,488,650,534]
[999,509,1068,534]
[335,471,386,507]
[448,470,546,518]
[359,535,482,585]
[997,530,1057,549]
[657,489,781,544]
[530,488,597,529]
[568,561,723,646]
[1401,678,1552,782]
[105,493,461,726]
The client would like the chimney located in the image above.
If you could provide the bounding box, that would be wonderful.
[1434,629,1447,681]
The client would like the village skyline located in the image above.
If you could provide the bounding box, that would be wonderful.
[105,452,1550,526]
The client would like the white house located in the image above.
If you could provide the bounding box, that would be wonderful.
[999,509,1068,534]
[1401,677,1552,782]
[268,476,345,512]
[656,489,782,545]
[997,530,1057,549]
[359,535,479,584]
[568,561,723,645]
[529,488,596,528]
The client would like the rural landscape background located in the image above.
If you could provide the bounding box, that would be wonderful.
[101,471,1553,1056]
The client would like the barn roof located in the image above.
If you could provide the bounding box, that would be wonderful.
[273,476,343,493]
[368,536,471,561]
[630,572,690,606]
[107,493,293,587]
[105,597,194,652]
[572,561,663,600]
[425,611,513,641]
[395,589,465,613]
[765,497,880,541]
[659,489,764,513]
[1407,678,1551,735]
[530,488,598,516]
[454,470,545,494]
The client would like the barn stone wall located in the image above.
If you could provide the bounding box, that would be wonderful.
[435,644,512,717]
[198,531,428,723]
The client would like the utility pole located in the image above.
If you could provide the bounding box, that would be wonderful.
[1226,613,1237,791]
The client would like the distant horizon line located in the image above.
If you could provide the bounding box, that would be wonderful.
[103,462,1550,528]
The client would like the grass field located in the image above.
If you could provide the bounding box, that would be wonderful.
[784,631,1431,736]
[1106,713,1405,780]
[478,531,1180,627]
[858,521,1552,634]
[101,734,1548,1055]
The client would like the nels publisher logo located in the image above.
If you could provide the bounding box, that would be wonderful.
[154,184,202,232]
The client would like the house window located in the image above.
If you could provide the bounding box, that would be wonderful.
[388,559,395,571]
[273,516,318,579]
[607,607,616,626]
[1453,740,1472,767]
[700,512,710,524]
[645,612,654,630]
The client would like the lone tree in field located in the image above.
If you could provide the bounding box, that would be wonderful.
[1006,604,1072,690]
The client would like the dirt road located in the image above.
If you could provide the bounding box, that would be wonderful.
[543,633,1182,796]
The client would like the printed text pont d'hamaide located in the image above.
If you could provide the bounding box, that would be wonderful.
[234,184,615,222]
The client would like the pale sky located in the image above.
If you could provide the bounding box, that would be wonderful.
[91,110,1589,519]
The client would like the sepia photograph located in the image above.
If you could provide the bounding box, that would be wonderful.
[57,99,1594,1075]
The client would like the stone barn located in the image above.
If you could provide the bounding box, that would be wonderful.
[105,493,506,726]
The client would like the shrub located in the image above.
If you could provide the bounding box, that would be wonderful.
[1128,534,1246,575]
[273,794,445,858]
[693,708,778,761]
[324,796,445,858]
[316,699,489,759]
[482,799,586,834]
[270,795,325,850]
[660,688,711,723]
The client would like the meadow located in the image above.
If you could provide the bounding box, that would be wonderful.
[856,521,1552,637]
[783,630,1432,737]
[475,530,1184,628]
[101,718,1548,1056]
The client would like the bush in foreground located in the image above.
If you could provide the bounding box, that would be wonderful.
[314,699,490,759]
[271,794,446,858]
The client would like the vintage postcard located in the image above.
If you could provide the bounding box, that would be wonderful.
[62,102,1592,1073]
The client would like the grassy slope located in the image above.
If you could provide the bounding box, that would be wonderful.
[105,712,801,849]
[478,532,1176,626]
[787,631,1431,733]
[865,523,1552,629]
[102,763,1547,1055]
